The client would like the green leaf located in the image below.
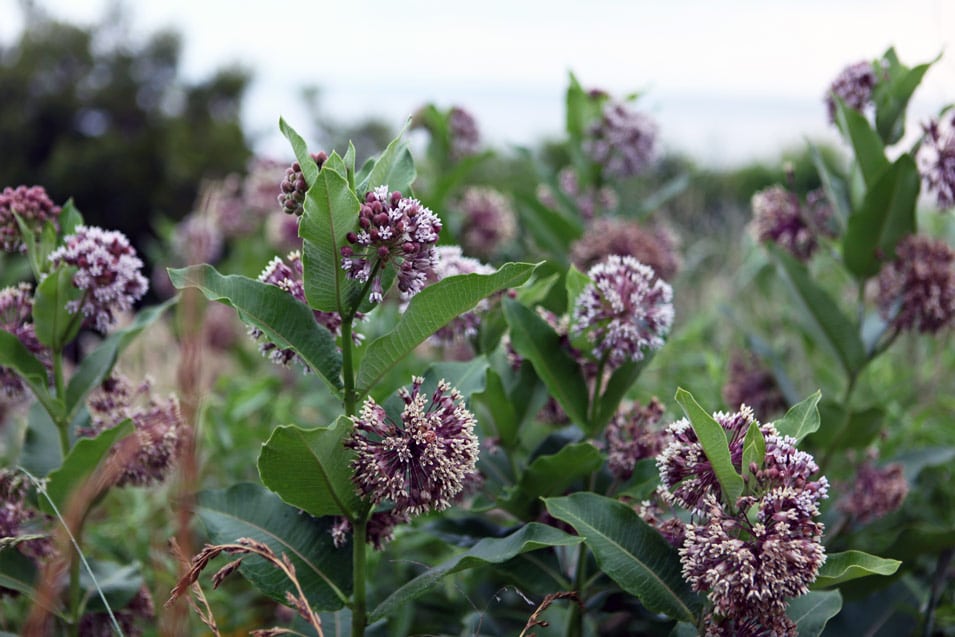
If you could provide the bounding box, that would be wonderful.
[812,550,901,589]
[741,420,766,481]
[18,401,63,477]
[356,263,537,396]
[369,522,581,623]
[65,297,176,421]
[58,199,84,237]
[544,493,701,623]
[809,143,850,230]
[32,265,83,350]
[674,388,744,507]
[421,356,489,398]
[0,549,69,620]
[355,126,416,196]
[80,560,143,613]
[197,483,351,610]
[0,330,54,409]
[564,264,591,310]
[498,442,603,519]
[279,118,321,186]
[39,419,134,516]
[774,390,822,442]
[809,403,883,451]
[770,247,865,375]
[842,155,919,279]
[502,296,589,427]
[514,192,583,262]
[873,50,937,145]
[592,356,654,434]
[299,159,361,314]
[474,368,519,448]
[167,265,343,392]
[834,98,889,187]
[257,418,362,520]
[788,590,842,637]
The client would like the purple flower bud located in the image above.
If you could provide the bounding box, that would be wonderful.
[278,152,328,216]
[448,106,481,160]
[454,187,516,258]
[877,234,955,334]
[917,112,955,210]
[583,101,658,178]
[838,458,908,524]
[0,185,61,253]
[751,185,824,261]
[825,60,879,123]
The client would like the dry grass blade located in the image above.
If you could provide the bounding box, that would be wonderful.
[518,591,582,637]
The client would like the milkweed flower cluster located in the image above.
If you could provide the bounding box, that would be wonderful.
[0,283,49,400]
[825,60,878,123]
[0,185,61,253]
[454,187,516,258]
[448,106,481,160]
[917,112,955,209]
[584,101,658,178]
[345,377,480,519]
[537,167,619,221]
[876,234,955,334]
[751,185,834,261]
[47,225,149,333]
[838,458,908,525]
[252,250,360,367]
[340,186,442,303]
[570,217,681,280]
[78,374,184,488]
[722,352,787,419]
[279,152,328,217]
[571,255,673,369]
[606,397,666,481]
[657,405,829,636]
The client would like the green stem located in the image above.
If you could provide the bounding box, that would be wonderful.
[351,515,368,637]
[342,318,357,416]
[52,350,70,456]
[818,372,858,474]
[564,544,589,637]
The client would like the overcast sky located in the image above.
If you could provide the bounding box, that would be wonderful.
[2,0,953,165]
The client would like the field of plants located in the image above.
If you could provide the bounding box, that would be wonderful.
[1,35,954,637]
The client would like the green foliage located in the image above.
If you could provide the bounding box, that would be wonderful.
[812,551,902,589]
[674,388,744,507]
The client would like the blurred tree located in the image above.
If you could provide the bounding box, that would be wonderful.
[0,2,252,247]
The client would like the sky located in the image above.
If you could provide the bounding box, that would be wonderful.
[2,0,953,166]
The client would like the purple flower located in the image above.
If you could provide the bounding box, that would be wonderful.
[570,217,681,280]
[340,186,442,303]
[606,398,666,481]
[80,373,184,487]
[448,106,481,160]
[584,101,658,178]
[826,60,878,123]
[751,185,819,261]
[331,509,410,551]
[917,112,955,209]
[0,185,61,253]
[455,187,516,258]
[722,352,787,419]
[252,250,360,367]
[279,152,328,217]
[345,377,479,517]
[0,283,50,400]
[571,255,673,369]
[877,234,955,334]
[47,226,148,333]
[839,459,908,524]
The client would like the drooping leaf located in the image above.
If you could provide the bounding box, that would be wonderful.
[498,442,603,519]
[842,155,919,279]
[369,523,582,623]
[167,265,343,393]
[257,418,362,520]
[197,483,352,611]
[545,493,701,623]
[32,264,83,351]
[356,263,537,396]
[788,589,843,637]
[834,98,889,187]
[774,390,822,442]
[674,388,744,507]
[812,550,901,589]
[502,296,589,427]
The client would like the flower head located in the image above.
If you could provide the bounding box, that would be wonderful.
[345,377,479,517]
[455,187,516,258]
[877,234,955,334]
[0,283,50,400]
[570,217,681,280]
[340,186,442,303]
[917,112,955,209]
[279,152,328,216]
[448,106,481,160]
[80,373,184,487]
[751,185,819,261]
[722,352,787,419]
[838,459,908,524]
[47,225,148,333]
[826,60,878,123]
[0,185,61,253]
[606,398,666,481]
[584,101,658,178]
[571,255,673,369]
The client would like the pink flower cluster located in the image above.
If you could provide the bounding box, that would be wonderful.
[0,283,50,401]
[0,185,61,253]
[584,101,658,178]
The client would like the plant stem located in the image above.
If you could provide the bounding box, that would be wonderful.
[341,319,356,416]
[564,544,588,637]
[351,512,369,637]
[52,349,69,456]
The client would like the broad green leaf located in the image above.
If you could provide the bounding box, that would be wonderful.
[774,390,822,442]
[789,589,842,637]
[198,484,351,610]
[771,247,865,375]
[168,265,343,392]
[742,420,766,481]
[369,523,581,623]
[874,49,937,144]
[356,263,537,396]
[544,493,701,623]
[564,264,591,310]
[842,155,919,279]
[298,157,361,314]
[498,442,603,519]
[893,446,955,483]
[355,127,416,196]
[39,420,134,516]
[812,550,901,589]
[0,330,55,412]
[514,193,583,263]
[32,265,83,350]
[18,401,63,476]
[834,99,889,187]
[592,356,654,434]
[257,418,362,520]
[674,388,744,507]
[65,297,176,421]
[474,368,519,448]
[279,118,321,186]
[80,560,143,613]
[421,356,489,399]
[565,71,589,143]
[809,143,850,229]
[58,199,84,237]
[502,296,589,427]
